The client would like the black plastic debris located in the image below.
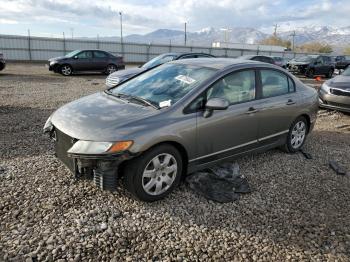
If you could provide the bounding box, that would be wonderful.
[300,149,313,159]
[329,160,348,176]
[186,163,251,203]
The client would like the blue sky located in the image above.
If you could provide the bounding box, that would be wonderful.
[0,0,349,37]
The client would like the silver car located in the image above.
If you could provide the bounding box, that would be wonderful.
[319,66,350,112]
[44,58,318,201]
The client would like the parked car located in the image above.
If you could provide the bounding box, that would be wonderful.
[48,50,125,76]
[238,55,275,65]
[0,53,5,71]
[44,58,318,201]
[105,52,215,87]
[334,55,350,70]
[319,66,350,113]
[287,55,334,78]
[272,56,288,68]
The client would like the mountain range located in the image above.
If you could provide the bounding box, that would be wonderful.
[92,26,350,50]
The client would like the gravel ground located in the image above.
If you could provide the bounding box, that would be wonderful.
[1,63,350,261]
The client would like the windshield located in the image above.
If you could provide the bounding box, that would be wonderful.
[295,56,314,62]
[342,67,350,76]
[110,63,217,108]
[65,50,81,57]
[142,54,177,69]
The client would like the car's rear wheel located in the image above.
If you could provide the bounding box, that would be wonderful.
[326,69,333,78]
[105,64,117,75]
[124,144,182,202]
[283,116,308,153]
[60,64,73,76]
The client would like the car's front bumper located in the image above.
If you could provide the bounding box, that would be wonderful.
[318,89,350,113]
[0,60,5,71]
[50,127,137,190]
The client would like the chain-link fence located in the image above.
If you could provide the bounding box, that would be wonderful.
[0,34,314,63]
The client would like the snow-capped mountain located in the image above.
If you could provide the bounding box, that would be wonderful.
[93,26,350,50]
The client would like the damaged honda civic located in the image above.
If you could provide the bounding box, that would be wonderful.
[44,58,318,201]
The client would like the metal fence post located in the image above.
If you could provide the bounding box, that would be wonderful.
[147,43,150,61]
[62,32,66,56]
[27,29,32,61]
[241,49,244,56]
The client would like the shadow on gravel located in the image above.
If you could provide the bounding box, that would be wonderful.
[0,106,54,159]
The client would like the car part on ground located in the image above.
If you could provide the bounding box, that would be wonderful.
[186,162,251,203]
[287,55,334,78]
[329,160,349,176]
[44,58,318,201]
[319,66,350,113]
[47,49,125,76]
[0,53,6,71]
[105,52,215,87]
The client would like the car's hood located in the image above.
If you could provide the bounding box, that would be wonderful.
[328,75,350,89]
[51,92,158,141]
[48,56,68,62]
[109,67,145,79]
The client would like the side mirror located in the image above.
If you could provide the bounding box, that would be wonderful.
[203,98,229,118]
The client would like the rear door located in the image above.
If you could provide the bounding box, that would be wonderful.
[93,51,109,70]
[254,69,299,144]
[193,69,260,164]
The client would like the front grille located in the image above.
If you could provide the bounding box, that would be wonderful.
[54,128,76,172]
[330,88,350,97]
[106,77,119,87]
[327,101,350,109]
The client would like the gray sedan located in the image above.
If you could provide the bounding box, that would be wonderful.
[319,66,350,113]
[44,58,318,201]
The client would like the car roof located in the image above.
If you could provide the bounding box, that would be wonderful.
[170,58,263,70]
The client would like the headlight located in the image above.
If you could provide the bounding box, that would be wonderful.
[43,116,53,133]
[67,140,133,156]
[321,82,331,93]
[49,61,57,66]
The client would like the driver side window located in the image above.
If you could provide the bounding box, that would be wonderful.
[77,51,93,59]
[207,70,256,105]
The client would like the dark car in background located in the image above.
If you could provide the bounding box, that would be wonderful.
[287,55,334,78]
[48,50,125,76]
[319,66,350,112]
[335,55,350,70]
[272,56,288,68]
[44,58,318,201]
[105,52,215,87]
[0,53,5,71]
[238,55,275,65]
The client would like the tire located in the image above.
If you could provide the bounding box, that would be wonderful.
[307,69,314,78]
[326,69,333,78]
[283,116,309,153]
[105,64,117,75]
[60,64,73,76]
[124,144,183,202]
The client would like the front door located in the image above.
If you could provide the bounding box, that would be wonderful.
[194,69,259,165]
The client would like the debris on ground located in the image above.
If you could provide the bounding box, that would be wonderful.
[186,163,251,203]
[329,160,349,176]
[300,149,313,159]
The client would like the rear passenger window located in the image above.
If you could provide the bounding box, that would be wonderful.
[261,70,289,98]
[94,51,108,58]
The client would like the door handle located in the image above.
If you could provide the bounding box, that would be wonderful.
[245,107,259,114]
[286,99,296,105]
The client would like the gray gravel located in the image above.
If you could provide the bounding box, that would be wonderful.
[1,63,350,261]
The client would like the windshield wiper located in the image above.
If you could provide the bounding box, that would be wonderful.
[109,91,160,109]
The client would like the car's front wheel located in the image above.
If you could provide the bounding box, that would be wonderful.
[124,144,182,202]
[283,116,308,153]
[60,64,73,76]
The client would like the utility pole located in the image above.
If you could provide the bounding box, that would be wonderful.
[119,12,123,44]
[184,22,187,46]
[273,24,279,37]
[290,30,296,51]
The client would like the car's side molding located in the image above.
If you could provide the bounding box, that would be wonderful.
[189,130,289,163]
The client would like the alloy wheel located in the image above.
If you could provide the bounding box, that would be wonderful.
[107,65,117,74]
[142,153,177,196]
[291,121,306,149]
[61,65,72,76]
